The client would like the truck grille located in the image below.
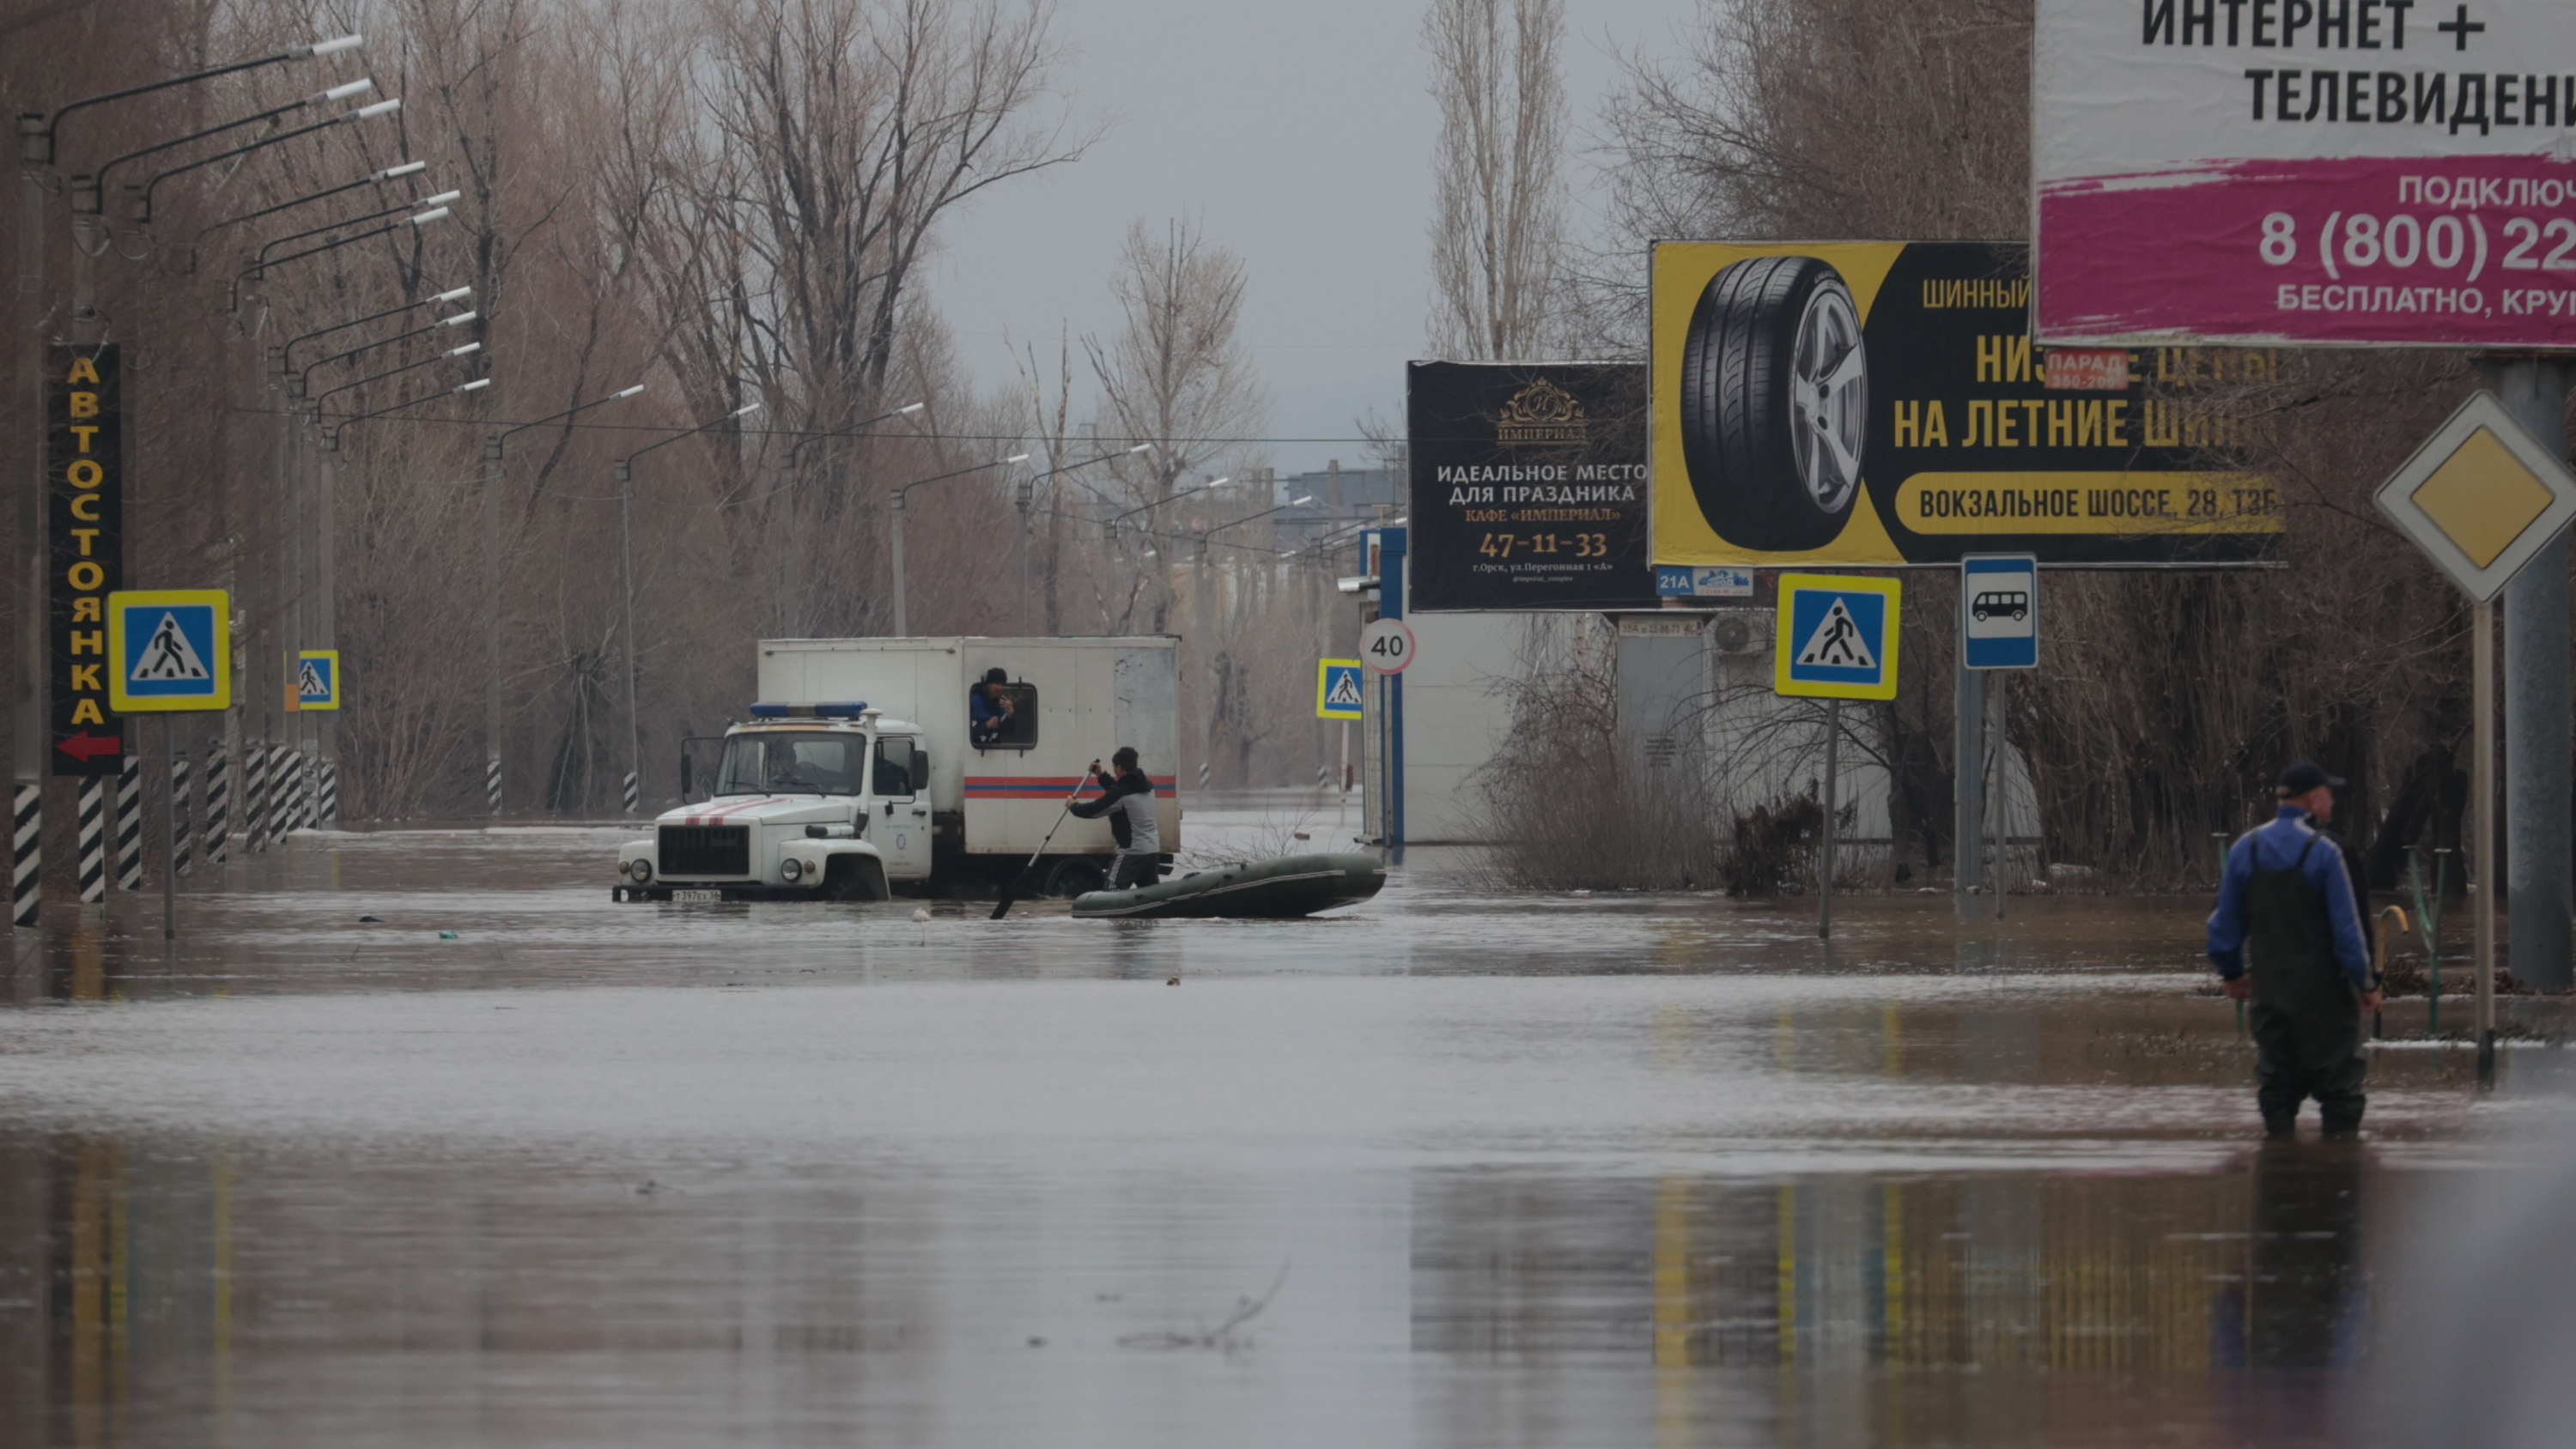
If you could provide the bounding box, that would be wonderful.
[659,824,750,876]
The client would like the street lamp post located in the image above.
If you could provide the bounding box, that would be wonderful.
[483,384,644,814]
[614,403,760,813]
[14,33,364,920]
[777,401,925,637]
[889,454,1028,636]
[1012,442,1153,633]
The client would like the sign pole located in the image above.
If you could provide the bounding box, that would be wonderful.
[2484,358,2574,993]
[1954,659,1983,913]
[160,713,174,941]
[2475,598,2498,1084]
[1819,698,1839,940]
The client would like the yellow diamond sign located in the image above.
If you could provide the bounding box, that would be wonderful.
[2375,394,2576,604]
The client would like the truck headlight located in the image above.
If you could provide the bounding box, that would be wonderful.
[781,858,802,882]
[628,858,652,882]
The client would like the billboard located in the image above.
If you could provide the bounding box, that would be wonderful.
[2034,0,2576,348]
[1407,361,1656,610]
[1652,240,2285,567]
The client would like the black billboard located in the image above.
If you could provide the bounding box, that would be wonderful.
[1407,361,1656,612]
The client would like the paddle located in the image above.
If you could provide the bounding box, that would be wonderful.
[990,773,1093,919]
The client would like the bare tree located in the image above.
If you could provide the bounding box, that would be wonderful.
[1424,0,1567,360]
[1084,217,1266,634]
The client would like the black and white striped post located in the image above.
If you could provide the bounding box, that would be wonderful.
[203,740,228,865]
[114,754,142,891]
[487,754,502,815]
[241,742,268,853]
[12,785,39,928]
[170,749,191,877]
[319,758,337,826]
[76,779,104,904]
[621,770,638,815]
[272,748,300,843]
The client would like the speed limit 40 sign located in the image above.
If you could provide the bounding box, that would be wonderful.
[1360,618,1417,674]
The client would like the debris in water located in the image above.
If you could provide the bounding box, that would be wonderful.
[1026,1336,1047,1348]
[1166,976,1179,986]
[1117,1260,1289,1351]
[912,906,931,923]
[437,931,458,939]
[359,915,383,923]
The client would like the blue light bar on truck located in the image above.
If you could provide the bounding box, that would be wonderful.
[746,701,867,719]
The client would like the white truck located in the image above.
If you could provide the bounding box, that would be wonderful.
[613,636,1182,901]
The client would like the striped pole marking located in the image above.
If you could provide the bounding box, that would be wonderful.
[487,755,502,815]
[242,743,268,853]
[114,755,142,891]
[12,785,39,927]
[319,759,338,827]
[203,742,228,865]
[76,779,104,904]
[273,749,301,842]
[622,770,638,815]
[171,753,191,877]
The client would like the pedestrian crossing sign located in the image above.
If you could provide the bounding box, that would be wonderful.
[1316,658,1365,720]
[106,589,230,712]
[297,650,341,711]
[1774,573,1900,700]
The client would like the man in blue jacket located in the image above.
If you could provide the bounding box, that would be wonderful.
[2208,761,2383,1139]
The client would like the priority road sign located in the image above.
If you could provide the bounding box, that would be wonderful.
[1775,573,1900,700]
[297,650,341,711]
[2373,392,2576,606]
[1960,555,2038,670]
[1315,658,1364,720]
[106,590,229,712]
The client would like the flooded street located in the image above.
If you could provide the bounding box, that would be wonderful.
[0,810,2555,1447]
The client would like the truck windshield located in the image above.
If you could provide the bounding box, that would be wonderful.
[714,731,866,796]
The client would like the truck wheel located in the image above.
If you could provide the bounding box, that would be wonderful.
[1042,858,1106,898]
[823,857,890,902]
[1677,255,1869,552]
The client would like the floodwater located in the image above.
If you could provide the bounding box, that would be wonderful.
[0,805,2562,1448]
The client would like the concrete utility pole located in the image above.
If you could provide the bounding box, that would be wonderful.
[2480,358,2573,992]
[1953,660,1984,912]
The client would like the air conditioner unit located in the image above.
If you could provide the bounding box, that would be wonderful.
[1708,609,1769,657]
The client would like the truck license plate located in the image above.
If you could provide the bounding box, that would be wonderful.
[671,889,723,903]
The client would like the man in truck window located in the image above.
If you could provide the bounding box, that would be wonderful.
[969,667,1018,747]
[1069,747,1161,888]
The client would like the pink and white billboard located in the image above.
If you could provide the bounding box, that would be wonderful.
[2035,0,2576,347]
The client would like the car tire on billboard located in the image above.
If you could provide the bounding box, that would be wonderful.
[1678,255,1868,552]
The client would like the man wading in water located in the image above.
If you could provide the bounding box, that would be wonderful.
[2207,762,2383,1139]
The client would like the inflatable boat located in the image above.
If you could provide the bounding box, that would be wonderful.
[1071,852,1386,919]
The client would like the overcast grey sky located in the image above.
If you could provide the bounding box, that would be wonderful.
[930,0,1704,479]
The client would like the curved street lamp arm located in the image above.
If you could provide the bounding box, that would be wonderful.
[197,161,423,245]
[325,376,488,448]
[297,312,476,382]
[238,202,441,287]
[142,101,398,219]
[619,402,760,469]
[1108,473,1225,529]
[1029,440,1153,486]
[893,454,1029,503]
[43,35,361,149]
[785,401,927,468]
[281,286,469,370]
[257,191,447,265]
[310,343,478,413]
[497,384,646,447]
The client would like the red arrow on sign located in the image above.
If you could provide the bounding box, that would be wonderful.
[55,731,121,764]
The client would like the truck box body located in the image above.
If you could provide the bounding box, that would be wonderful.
[756,637,1182,858]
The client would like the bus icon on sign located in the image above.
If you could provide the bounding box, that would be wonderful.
[1970,590,2028,623]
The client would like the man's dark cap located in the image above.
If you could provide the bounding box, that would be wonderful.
[2275,761,2346,797]
[983,666,1008,685]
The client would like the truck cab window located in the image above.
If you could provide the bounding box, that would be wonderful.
[874,737,919,797]
[715,732,863,796]
[969,681,1038,750]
